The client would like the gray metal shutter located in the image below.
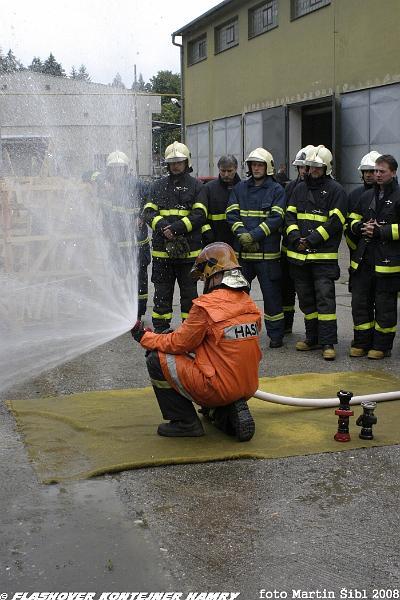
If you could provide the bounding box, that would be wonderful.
[262,106,287,173]
[212,116,241,176]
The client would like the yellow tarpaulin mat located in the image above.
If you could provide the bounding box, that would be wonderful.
[6,370,400,483]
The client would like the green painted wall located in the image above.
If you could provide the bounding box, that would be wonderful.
[181,0,400,125]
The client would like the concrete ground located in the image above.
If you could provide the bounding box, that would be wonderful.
[1,247,399,596]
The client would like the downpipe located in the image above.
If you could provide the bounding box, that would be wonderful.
[253,388,400,408]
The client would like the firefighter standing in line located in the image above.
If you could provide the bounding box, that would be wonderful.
[347,154,400,359]
[131,242,261,441]
[226,148,286,348]
[143,142,207,332]
[345,151,381,257]
[199,154,241,247]
[285,145,347,361]
[281,145,315,334]
[97,151,150,319]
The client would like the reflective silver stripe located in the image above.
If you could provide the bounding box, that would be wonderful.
[223,322,258,339]
[166,354,195,402]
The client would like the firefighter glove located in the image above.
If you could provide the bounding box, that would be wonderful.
[131,320,152,343]
[242,241,260,253]
[165,236,191,259]
[238,233,254,246]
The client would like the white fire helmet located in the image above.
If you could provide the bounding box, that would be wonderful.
[305,144,333,176]
[164,141,192,169]
[245,147,275,176]
[106,151,130,167]
[358,151,382,171]
[292,145,315,167]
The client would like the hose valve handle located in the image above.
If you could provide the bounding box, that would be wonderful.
[356,400,377,440]
[334,389,354,442]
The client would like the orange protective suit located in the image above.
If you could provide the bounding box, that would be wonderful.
[140,288,262,407]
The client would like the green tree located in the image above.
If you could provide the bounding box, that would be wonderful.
[111,72,125,88]
[29,56,44,72]
[147,70,180,105]
[147,70,182,150]
[42,53,65,77]
[131,72,145,91]
[0,49,24,73]
[77,64,91,82]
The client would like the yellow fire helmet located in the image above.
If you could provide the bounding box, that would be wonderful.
[106,151,130,167]
[292,145,315,167]
[245,147,275,176]
[164,141,192,168]
[305,144,333,176]
[358,150,382,171]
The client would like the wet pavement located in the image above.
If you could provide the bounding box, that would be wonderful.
[1,248,400,596]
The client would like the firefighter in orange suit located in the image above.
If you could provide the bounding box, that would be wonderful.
[131,242,262,441]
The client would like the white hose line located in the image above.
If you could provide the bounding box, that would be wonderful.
[253,389,400,408]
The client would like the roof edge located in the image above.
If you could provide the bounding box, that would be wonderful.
[172,0,234,36]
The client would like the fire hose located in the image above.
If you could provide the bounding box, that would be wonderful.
[253,388,400,408]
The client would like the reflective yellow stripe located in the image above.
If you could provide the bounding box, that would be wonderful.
[345,234,357,250]
[241,252,280,260]
[201,224,212,233]
[151,215,164,230]
[182,216,192,232]
[316,226,329,241]
[192,202,208,215]
[329,208,345,225]
[152,249,201,259]
[138,293,148,299]
[144,202,158,211]
[113,205,135,214]
[283,305,295,312]
[286,250,338,261]
[354,322,374,331]
[272,206,285,218]
[152,311,173,319]
[350,219,360,231]
[286,224,299,234]
[150,378,172,389]
[375,323,397,334]
[226,204,239,213]
[298,213,328,222]
[351,260,360,270]
[305,312,318,320]
[375,265,400,273]
[264,312,284,322]
[232,222,244,232]
[348,212,363,221]
[160,209,190,216]
[260,222,271,236]
[318,313,337,321]
[306,252,338,260]
[209,213,225,221]
[392,224,399,240]
[287,205,297,213]
[181,312,189,319]
[287,250,306,261]
[241,252,264,260]
[239,209,270,217]
[137,236,150,246]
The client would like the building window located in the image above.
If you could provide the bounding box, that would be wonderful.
[188,35,207,66]
[291,0,330,20]
[215,18,239,54]
[248,1,278,39]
